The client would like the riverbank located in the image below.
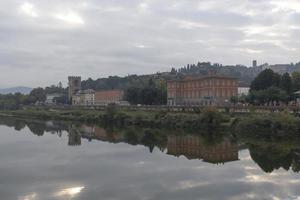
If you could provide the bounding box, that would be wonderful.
[1,107,300,137]
[0,106,233,131]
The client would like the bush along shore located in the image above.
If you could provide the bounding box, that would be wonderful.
[0,106,232,131]
[1,106,300,137]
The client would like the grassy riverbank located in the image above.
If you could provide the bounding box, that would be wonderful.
[0,106,232,130]
[1,107,300,137]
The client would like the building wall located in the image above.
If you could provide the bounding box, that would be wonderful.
[167,135,238,163]
[68,76,81,101]
[167,75,238,106]
[72,90,94,106]
[94,90,125,105]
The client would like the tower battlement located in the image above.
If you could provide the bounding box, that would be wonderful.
[68,76,81,102]
[68,76,81,80]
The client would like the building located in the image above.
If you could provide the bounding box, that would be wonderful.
[238,87,250,96]
[72,89,95,106]
[94,90,128,105]
[167,135,238,164]
[253,60,257,67]
[68,76,81,101]
[45,93,63,104]
[167,73,238,106]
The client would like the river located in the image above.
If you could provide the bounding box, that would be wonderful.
[0,117,300,200]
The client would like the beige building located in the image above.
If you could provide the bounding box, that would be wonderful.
[72,89,95,106]
[167,73,238,106]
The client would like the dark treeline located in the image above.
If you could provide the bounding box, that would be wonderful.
[0,85,67,110]
[174,61,300,86]
[246,69,300,105]
[172,62,261,86]
[81,74,168,105]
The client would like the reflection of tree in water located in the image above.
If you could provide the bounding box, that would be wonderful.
[14,120,26,131]
[124,129,140,145]
[68,125,81,146]
[0,117,26,131]
[0,117,239,164]
[27,122,46,136]
[124,128,167,152]
[0,117,69,137]
[141,130,161,153]
[248,143,300,173]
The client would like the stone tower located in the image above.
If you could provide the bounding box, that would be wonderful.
[68,76,81,101]
[252,60,257,67]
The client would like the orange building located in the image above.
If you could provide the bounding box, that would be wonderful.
[167,73,238,106]
[167,135,238,164]
[94,90,128,105]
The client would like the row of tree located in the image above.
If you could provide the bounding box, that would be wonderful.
[124,79,167,105]
[0,85,67,110]
[245,69,300,105]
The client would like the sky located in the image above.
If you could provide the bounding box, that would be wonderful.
[1,0,300,88]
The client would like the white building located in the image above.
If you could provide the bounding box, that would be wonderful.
[45,93,63,104]
[238,87,250,96]
[72,89,95,106]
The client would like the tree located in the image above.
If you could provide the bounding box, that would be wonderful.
[29,87,46,103]
[280,73,292,95]
[230,96,238,105]
[292,71,300,92]
[250,69,280,91]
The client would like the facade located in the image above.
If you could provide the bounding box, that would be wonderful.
[68,76,81,101]
[45,93,63,104]
[167,135,238,164]
[94,90,128,105]
[167,74,238,106]
[252,60,257,67]
[72,89,95,106]
[238,87,250,96]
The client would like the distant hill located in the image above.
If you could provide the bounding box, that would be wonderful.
[0,87,33,95]
[80,61,300,90]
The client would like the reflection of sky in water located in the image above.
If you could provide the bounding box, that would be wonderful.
[1,125,300,200]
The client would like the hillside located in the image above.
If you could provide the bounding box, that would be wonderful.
[0,87,33,95]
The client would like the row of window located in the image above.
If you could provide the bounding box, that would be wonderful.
[168,89,235,98]
[168,100,220,106]
[168,79,236,89]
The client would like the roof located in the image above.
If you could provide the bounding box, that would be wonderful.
[167,74,238,83]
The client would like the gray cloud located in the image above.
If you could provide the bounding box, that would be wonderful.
[0,0,300,87]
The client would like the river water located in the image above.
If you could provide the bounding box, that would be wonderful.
[0,117,300,200]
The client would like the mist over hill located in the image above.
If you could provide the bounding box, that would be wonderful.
[0,87,33,95]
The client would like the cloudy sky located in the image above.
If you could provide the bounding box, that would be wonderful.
[1,0,300,87]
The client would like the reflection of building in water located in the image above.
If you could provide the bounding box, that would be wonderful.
[79,125,123,143]
[167,135,238,164]
[68,126,82,146]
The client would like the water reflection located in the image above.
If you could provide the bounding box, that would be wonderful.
[0,117,240,165]
[167,135,238,164]
[2,117,300,169]
[1,117,300,200]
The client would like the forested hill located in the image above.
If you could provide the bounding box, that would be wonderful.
[81,73,170,91]
[81,61,300,91]
[81,62,262,90]
[174,62,262,86]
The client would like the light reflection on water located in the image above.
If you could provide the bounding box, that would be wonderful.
[53,186,85,198]
[0,117,300,200]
